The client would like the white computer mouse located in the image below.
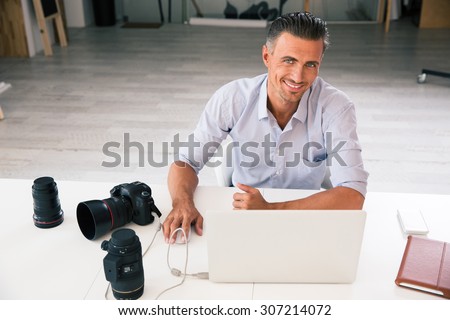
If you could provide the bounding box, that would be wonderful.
[162,225,192,244]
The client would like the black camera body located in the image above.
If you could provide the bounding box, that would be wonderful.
[110,181,160,226]
[102,228,144,300]
[77,181,162,240]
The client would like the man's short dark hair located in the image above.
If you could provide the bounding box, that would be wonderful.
[266,12,330,53]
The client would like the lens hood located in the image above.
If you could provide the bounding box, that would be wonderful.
[77,200,112,240]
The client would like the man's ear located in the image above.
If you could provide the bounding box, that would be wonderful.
[262,45,270,68]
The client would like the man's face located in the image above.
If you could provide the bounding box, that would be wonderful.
[263,32,324,108]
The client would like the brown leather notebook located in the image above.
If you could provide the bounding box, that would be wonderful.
[395,235,450,299]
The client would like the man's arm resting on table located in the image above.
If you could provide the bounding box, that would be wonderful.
[163,161,203,243]
[272,186,365,210]
[234,183,365,210]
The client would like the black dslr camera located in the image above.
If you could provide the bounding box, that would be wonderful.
[102,228,144,300]
[77,181,162,240]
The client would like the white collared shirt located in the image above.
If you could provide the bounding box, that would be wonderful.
[177,74,368,196]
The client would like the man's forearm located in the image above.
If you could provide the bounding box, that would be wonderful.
[168,161,199,206]
[269,186,365,210]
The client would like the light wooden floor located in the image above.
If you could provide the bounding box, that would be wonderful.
[0,18,449,195]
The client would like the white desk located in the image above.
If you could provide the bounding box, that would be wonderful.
[0,178,449,300]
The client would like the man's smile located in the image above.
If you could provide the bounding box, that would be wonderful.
[283,80,304,91]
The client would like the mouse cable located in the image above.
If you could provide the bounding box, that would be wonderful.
[143,219,162,257]
[155,227,209,300]
[155,227,188,300]
[166,227,209,279]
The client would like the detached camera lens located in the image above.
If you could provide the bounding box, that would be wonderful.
[102,228,145,300]
[32,176,64,228]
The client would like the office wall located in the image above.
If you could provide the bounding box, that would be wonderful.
[63,0,93,27]
[122,0,176,23]
[121,0,380,22]
[62,0,121,27]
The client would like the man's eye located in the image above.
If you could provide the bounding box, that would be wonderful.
[283,58,294,64]
[306,62,317,68]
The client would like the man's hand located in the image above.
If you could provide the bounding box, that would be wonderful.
[233,182,271,209]
[162,200,203,244]
[163,203,203,243]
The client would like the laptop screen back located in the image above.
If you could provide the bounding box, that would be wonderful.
[205,210,366,283]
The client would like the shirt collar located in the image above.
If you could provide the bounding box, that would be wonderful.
[258,74,314,124]
[292,86,311,124]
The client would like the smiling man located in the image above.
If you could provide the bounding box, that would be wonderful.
[162,12,369,243]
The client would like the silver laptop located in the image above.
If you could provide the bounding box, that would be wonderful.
[204,210,366,283]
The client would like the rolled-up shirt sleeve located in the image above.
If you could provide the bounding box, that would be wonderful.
[323,102,369,197]
[176,90,234,174]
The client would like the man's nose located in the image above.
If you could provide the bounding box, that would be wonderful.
[291,66,305,83]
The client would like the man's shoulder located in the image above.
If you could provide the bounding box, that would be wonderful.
[311,77,356,126]
[205,74,267,118]
[219,73,267,94]
[312,77,351,102]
